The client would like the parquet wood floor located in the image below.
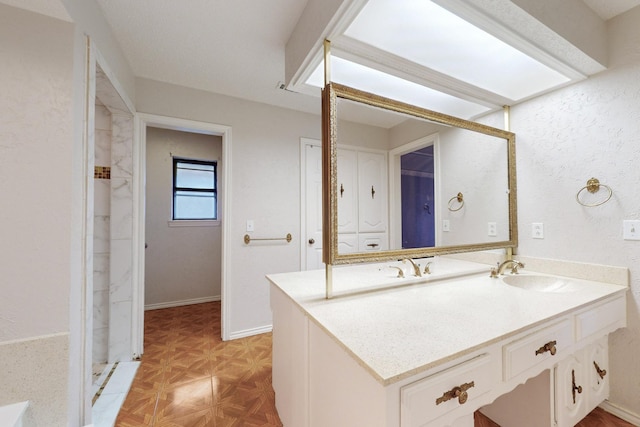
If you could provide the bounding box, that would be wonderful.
[115,302,282,427]
[115,302,634,427]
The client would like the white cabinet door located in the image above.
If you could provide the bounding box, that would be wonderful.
[555,353,587,427]
[358,151,387,233]
[586,336,609,410]
[337,149,358,234]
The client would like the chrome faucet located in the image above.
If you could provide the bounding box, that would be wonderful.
[490,259,525,278]
[402,258,422,277]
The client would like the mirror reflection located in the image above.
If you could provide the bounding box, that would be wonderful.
[324,83,517,265]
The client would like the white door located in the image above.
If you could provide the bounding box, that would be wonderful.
[337,148,358,233]
[358,151,387,232]
[305,143,324,270]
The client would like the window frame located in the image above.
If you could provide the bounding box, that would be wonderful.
[172,157,218,221]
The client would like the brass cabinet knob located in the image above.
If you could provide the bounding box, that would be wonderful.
[308,238,315,244]
[453,387,468,404]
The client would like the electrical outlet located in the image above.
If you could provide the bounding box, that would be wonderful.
[246,220,254,232]
[488,222,497,237]
[532,223,544,239]
[623,220,640,240]
[442,220,450,232]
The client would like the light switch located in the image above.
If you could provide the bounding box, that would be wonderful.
[246,220,254,232]
[623,220,640,240]
[442,220,450,232]
[532,223,544,239]
[488,222,497,237]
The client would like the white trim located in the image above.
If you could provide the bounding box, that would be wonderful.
[167,220,221,228]
[300,137,321,270]
[599,401,640,426]
[144,296,221,311]
[228,324,274,340]
[135,113,232,342]
[133,117,146,359]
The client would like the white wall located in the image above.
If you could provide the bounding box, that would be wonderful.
[136,78,320,336]
[0,4,74,425]
[511,7,640,415]
[145,127,222,307]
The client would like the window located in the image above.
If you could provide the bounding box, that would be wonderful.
[173,158,217,220]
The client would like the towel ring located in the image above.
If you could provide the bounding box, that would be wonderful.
[448,192,464,212]
[576,178,612,207]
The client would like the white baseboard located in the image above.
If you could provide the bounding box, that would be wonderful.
[144,295,221,311]
[600,400,640,426]
[228,324,273,340]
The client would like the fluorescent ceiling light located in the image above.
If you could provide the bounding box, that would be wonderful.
[344,0,571,100]
[307,56,491,119]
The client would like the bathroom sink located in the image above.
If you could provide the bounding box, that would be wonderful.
[501,274,578,293]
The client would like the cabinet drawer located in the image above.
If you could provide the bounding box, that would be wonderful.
[358,233,388,252]
[576,296,626,341]
[401,354,494,427]
[503,319,572,380]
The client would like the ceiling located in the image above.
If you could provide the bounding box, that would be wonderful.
[3,0,640,117]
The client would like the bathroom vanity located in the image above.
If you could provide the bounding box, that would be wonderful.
[268,257,628,427]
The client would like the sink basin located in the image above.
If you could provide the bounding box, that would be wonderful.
[501,274,578,292]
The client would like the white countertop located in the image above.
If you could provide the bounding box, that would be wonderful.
[267,258,627,385]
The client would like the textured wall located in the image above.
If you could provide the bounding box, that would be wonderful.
[136,78,318,336]
[510,7,640,415]
[0,4,74,426]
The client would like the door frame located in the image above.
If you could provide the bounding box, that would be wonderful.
[388,133,440,249]
[299,137,321,270]
[134,113,233,344]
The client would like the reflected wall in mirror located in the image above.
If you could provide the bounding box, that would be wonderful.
[322,83,517,265]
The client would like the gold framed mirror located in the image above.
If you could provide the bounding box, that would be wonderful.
[322,82,517,265]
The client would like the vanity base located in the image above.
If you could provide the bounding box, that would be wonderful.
[269,265,627,427]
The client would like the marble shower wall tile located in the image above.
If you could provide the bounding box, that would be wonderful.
[94,253,110,291]
[93,215,110,254]
[110,239,132,303]
[93,327,108,363]
[95,103,111,131]
[95,129,112,167]
[109,300,132,362]
[94,179,111,216]
[93,290,109,329]
[110,178,133,240]
[111,114,133,178]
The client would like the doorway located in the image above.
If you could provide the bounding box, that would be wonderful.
[389,133,440,249]
[143,127,223,311]
[135,114,233,343]
[400,145,435,248]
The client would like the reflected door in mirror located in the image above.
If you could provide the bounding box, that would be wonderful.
[401,145,435,248]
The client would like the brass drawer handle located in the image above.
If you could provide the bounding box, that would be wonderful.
[435,381,475,405]
[535,340,557,356]
[594,361,607,379]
